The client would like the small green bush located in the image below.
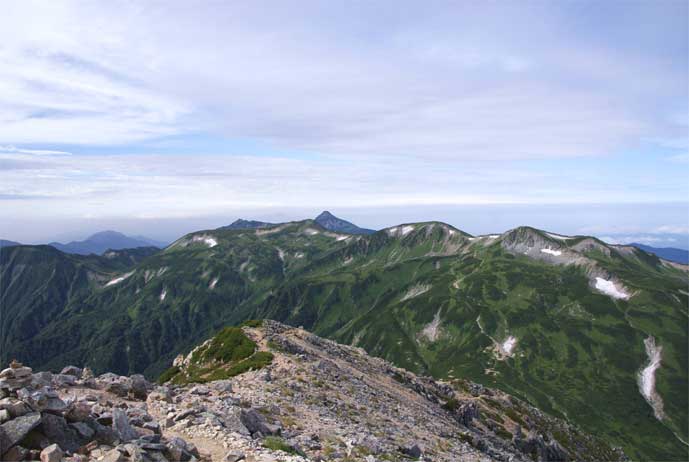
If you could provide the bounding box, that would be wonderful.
[157,365,180,384]
[240,319,264,328]
[262,436,298,454]
[199,327,256,363]
[442,398,459,412]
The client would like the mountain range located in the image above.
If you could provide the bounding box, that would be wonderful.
[1,213,687,460]
[48,230,167,255]
[630,243,689,265]
[221,210,375,235]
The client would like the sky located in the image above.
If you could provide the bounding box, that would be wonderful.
[1,0,687,246]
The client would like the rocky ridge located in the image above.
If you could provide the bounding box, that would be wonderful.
[156,321,625,462]
[0,322,627,462]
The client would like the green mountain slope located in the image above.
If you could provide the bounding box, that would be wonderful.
[1,221,687,460]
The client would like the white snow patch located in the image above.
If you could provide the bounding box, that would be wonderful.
[304,228,320,235]
[209,277,219,290]
[540,247,562,256]
[336,235,349,241]
[501,336,517,355]
[488,234,499,238]
[638,336,664,420]
[448,229,456,235]
[191,234,217,247]
[594,277,630,300]
[547,233,571,240]
[401,283,431,301]
[159,288,167,301]
[386,227,399,235]
[420,310,442,342]
[276,247,285,261]
[295,252,305,259]
[343,256,353,265]
[105,271,135,287]
[401,225,415,235]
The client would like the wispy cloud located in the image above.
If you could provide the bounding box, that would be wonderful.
[0,1,686,159]
[0,145,71,156]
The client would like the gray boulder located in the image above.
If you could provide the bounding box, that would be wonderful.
[52,374,76,387]
[112,409,139,442]
[129,375,149,401]
[239,409,281,436]
[401,443,422,459]
[39,443,63,462]
[0,412,41,448]
[224,450,246,461]
[60,366,83,378]
[38,413,82,453]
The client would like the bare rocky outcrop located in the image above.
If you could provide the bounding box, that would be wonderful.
[0,361,202,462]
[1,322,627,461]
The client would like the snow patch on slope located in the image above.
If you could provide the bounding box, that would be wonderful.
[540,247,562,256]
[191,234,217,247]
[594,277,630,300]
[547,233,571,240]
[401,283,431,301]
[159,288,167,301]
[105,271,135,287]
[401,225,415,235]
[420,310,443,342]
[638,336,664,420]
[209,277,218,290]
[501,336,517,355]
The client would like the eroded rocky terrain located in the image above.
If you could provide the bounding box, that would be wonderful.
[1,321,626,461]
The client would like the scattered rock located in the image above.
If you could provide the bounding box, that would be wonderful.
[240,409,281,436]
[224,450,245,461]
[39,443,63,462]
[112,409,138,442]
[60,366,83,378]
[401,442,423,459]
[1,411,41,447]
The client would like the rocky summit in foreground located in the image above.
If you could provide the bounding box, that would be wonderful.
[1,321,626,462]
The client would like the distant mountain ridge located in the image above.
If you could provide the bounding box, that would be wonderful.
[220,219,276,230]
[49,230,166,255]
[0,239,21,248]
[629,243,689,264]
[222,211,376,235]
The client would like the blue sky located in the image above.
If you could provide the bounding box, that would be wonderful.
[0,0,687,245]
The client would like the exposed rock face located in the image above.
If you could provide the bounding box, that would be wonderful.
[0,361,202,462]
[154,321,626,462]
[0,323,627,461]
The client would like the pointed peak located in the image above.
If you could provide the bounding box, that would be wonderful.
[313,211,375,235]
[315,210,335,220]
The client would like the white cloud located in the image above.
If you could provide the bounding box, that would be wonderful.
[0,145,71,156]
[667,153,689,164]
[0,1,685,159]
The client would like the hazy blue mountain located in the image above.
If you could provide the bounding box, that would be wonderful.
[49,230,166,255]
[219,219,276,230]
[314,210,375,234]
[630,243,689,264]
[0,239,21,248]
